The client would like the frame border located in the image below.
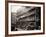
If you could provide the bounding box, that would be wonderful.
[5,0,45,37]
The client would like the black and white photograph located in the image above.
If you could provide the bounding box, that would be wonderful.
[8,2,45,35]
[11,6,41,31]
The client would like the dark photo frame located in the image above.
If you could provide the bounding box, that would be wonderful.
[5,0,45,37]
